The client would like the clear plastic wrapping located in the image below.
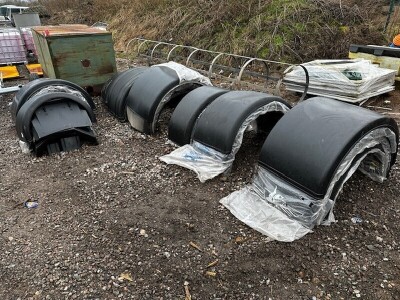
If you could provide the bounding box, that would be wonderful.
[220,128,397,242]
[144,62,213,133]
[152,82,205,134]
[154,61,212,86]
[160,101,289,182]
[284,59,396,102]
[32,85,90,105]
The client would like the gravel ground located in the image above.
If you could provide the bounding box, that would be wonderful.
[0,64,399,300]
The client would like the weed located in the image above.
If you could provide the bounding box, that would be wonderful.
[38,0,388,63]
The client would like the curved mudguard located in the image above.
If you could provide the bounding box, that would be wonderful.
[101,67,148,121]
[16,92,96,143]
[101,71,121,103]
[259,97,399,199]
[11,78,95,121]
[168,86,228,146]
[192,91,291,155]
[30,102,98,156]
[126,66,202,134]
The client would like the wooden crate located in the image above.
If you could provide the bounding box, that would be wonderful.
[32,24,117,88]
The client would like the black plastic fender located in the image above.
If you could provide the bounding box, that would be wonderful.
[31,102,98,156]
[101,67,148,121]
[192,91,291,155]
[168,86,228,146]
[11,78,95,121]
[259,97,399,199]
[16,92,96,143]
[126,66,203,134]
[101,71,121,101]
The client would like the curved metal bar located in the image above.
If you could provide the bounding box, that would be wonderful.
[261,61,270,88]
[137,40,151,57]
[235,58,257,86]
[125,37,304,95]
[275,64,310,101]
[186,48,200,66]
[297,65,310,102]
[127,37,295,67]
[167,45,183,61]
[231,55,243,70]
[125,38,140,54]
[208,52,225,78]
[275,65,293,97]
[150,42,170,64]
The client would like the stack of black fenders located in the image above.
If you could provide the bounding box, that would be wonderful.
[11,78,98,156]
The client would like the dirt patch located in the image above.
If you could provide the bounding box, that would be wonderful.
[0,67,399,299]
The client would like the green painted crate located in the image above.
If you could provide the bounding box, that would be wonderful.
[32,25,117,88]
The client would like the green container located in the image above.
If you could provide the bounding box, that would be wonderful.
[32,25,117,88]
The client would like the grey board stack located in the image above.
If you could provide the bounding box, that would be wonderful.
[283,59,396,103]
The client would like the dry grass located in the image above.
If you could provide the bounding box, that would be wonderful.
[39,0,389,63]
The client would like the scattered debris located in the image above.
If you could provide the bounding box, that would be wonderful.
[139,229,148,237]
[205,271,217,277]
[184,281,191,300]
[24,200,38,209]
[207,260,219,268]
[189,241,202,252]
[351,216,363,224]
[117,272,133,282]
[367,105,392,111]
[235,236,246,244]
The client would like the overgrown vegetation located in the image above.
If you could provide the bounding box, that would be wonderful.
[37,0,390,63]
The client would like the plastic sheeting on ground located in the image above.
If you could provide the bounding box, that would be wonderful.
[284,59,396,103]
[220,128,397,242]
[160,101,289,182]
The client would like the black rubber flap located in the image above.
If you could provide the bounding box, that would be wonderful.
[168,86,228,146]
[33,128,97,156]
[31,102,93,139]
[192,91,289,155]
[125,66,180,127]
[259,97,399,199]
